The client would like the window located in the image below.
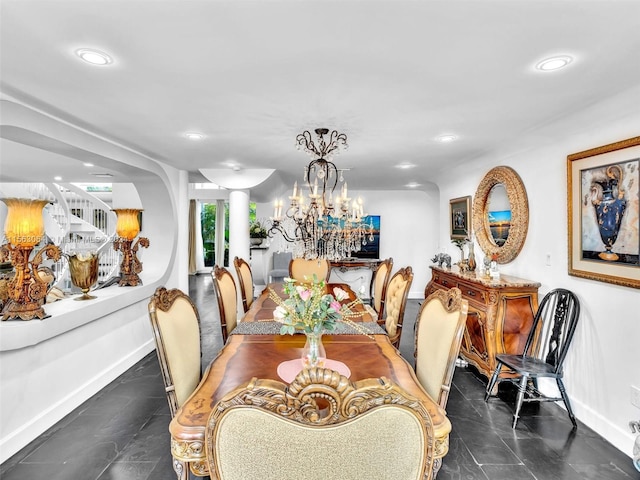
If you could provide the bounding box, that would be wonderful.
[200,202,258,267]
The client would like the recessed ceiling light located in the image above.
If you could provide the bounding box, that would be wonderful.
[535,55,573,72]
[91,173,113,178]
[75,48,113,66]
[54,176,62,181]
[83,162,94,167]
[406,182,421,188]
[436,134,458,143]
[396,163,416,169]
[185,132,204,140]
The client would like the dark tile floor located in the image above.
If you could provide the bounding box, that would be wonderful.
[1,273,638,480]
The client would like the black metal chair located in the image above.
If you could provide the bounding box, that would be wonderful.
[484,288,580,429]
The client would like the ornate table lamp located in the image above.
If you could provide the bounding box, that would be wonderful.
[0,198,62,320]
[112,209,149,287]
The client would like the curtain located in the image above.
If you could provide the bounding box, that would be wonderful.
[188,199,197,274]
[215,199,226,267]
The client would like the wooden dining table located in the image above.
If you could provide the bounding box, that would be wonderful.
[168,282,452,479]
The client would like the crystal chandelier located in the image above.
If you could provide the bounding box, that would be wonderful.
[268,128,374,260]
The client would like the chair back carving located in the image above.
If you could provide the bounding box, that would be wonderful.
[525,288,580,372]
[205,368,434,480]
[148,287,201,416]
[383,266,414,348]
[212,266,239,343]
[233,256,254,313]
[414,288,468,409]
[370,257,393,320]
[288,258,331,283]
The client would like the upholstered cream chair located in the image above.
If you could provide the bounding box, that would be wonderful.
[268,251,292,283]
[383,266,414,349]
[212,265,239,343]
[148,287,202,480]
[414,288,468,410]
[205,368,435,480]
[233,256,254,313]
[368,257,393,321]
[288,258,331,283]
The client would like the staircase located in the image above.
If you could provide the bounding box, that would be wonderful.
[1,183,120,290]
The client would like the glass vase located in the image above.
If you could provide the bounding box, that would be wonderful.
[467,242,477,271]
[301,330,326,369]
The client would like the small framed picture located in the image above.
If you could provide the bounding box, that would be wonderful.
[568,136,640,289]
[450,196,472,240]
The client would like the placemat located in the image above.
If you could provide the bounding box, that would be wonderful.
[277,358,351,383]
[231,321,385,335]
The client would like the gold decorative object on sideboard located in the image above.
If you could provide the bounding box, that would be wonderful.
[425,266,540,390]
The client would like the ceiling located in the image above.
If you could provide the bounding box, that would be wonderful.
[2,0,640,199]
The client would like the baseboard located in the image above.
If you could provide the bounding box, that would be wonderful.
[0,340,155,464]
[408,289,423,300]
[571,397,635,459]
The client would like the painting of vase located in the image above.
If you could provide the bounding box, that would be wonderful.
[591,165,627,261]
[581,159,638,265]
[569,137,640,288]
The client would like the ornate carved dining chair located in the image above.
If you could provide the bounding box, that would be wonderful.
[382,266,413,349]
[368,257,393,321]
[414,288,468,410]
[204,368,435,480]
[288,258,331,283]
[233,256,254,313]
[484,288,581,429]
[212,265,239,343]
[148,286,202,480]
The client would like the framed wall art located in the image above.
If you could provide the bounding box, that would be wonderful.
[449,196,472,240]
[567,136,640,289]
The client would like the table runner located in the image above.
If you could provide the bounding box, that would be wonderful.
[231,321,386,335]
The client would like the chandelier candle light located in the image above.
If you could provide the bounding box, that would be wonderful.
[0,198,62,320]
[268,128,373,260]
[112,209,149,287]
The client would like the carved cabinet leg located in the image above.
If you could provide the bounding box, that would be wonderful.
[173,457,187,480]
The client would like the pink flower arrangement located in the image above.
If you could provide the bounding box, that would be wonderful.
[270,275,362,335]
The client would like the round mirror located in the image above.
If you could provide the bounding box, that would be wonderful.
[472,166,529,264]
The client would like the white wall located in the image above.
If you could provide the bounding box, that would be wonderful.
[436,85,640,457]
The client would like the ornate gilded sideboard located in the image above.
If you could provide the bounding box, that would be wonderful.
[329,259,381,299]
[425,266,540,387]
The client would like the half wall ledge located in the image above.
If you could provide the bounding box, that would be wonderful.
[0,281,160,352]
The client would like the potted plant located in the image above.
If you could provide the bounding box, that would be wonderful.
[250,221,267,246]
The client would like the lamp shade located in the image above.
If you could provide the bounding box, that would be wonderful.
[1,198,48,247]
[114,209,141,240]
